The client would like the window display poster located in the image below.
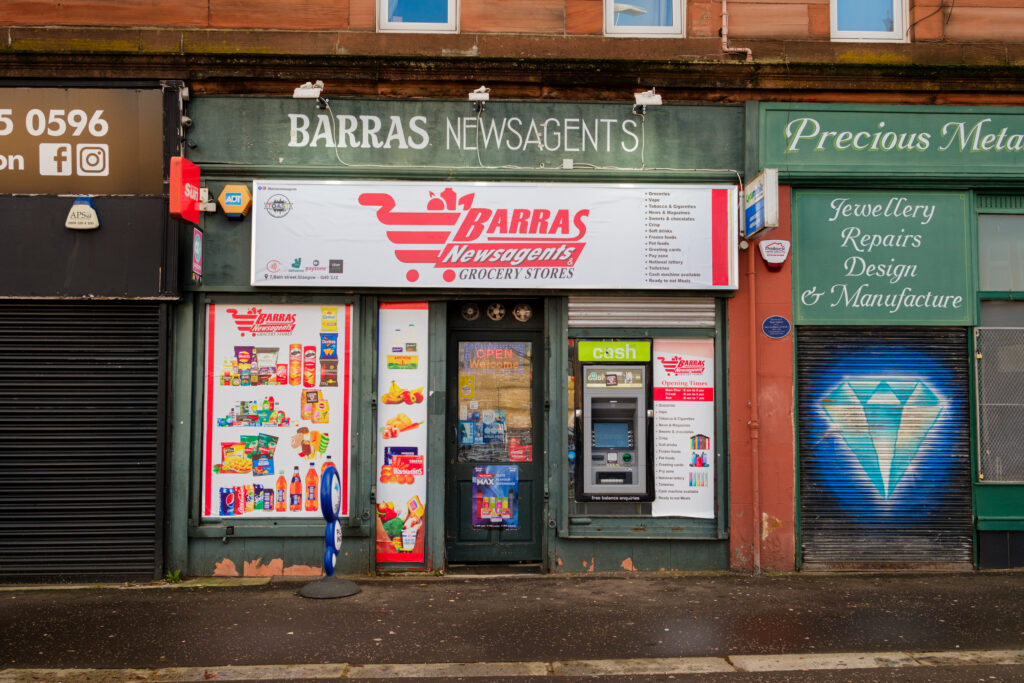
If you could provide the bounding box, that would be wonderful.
[203,304,352,519]
[651,338,715,518]
[376,303,429,563]
[472,466,519,530]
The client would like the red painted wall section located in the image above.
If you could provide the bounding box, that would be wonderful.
[728,185,795,572]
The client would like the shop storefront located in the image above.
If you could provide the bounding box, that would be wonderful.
[760,102,1024,570]
[169,96,746,575]
[0,83,182,581]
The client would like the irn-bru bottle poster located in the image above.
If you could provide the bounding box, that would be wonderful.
[472,466,519,530]
[202,304,352,519]
[651,338,716,519]
[376,302,429,564]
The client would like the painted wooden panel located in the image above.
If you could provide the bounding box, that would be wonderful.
[566,0,601,35]
[728,2,809,38]
[462,0,565,33]
[210,0,349,30]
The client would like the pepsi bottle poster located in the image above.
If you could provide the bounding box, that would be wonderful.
[472,465,519,530]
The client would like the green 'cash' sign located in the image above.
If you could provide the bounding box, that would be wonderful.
[793,190,972,326]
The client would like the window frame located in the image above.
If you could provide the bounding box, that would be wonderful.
[604,0,684,38]
[377,0,459,34]
[830,0,907,43]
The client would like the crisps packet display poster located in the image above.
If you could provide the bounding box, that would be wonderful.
[651,338,715,519]
[203,304,352,519]
[375,302,428,563]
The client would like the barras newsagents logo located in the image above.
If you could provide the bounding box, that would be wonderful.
[264,194,292,218]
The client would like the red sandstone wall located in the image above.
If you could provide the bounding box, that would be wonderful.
[728,186,795,572]
[5,0,1022,43]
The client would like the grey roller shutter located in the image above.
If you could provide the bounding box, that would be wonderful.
[798,327,972,570]
[568,296,716,328]
[0,301,166,582]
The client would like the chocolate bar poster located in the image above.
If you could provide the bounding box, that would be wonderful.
[376,302,429,564]
[202,304,352,519]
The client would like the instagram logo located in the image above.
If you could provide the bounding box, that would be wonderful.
[76,144,109,176]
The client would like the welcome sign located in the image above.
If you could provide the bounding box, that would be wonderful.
[793,190,972,325]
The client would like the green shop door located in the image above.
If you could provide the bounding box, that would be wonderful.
[445,301,544,564]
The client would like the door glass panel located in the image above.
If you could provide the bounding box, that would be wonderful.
[456,341,532,463]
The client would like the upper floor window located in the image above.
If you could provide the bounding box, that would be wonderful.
[831,0,906,42]
[378,0,458,33]
[605,0,683,37]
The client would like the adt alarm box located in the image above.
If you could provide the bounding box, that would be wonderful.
[574,340,653,502]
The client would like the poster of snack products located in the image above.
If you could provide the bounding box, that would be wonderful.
[375,302,428,563]
[202,304,352,519]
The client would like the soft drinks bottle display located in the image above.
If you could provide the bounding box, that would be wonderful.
[321,453,335,476]
[305,461,319,512]
[275,471,287,512]
[289,466,302,511]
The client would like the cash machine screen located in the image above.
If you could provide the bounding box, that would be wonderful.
[593,422,631,449]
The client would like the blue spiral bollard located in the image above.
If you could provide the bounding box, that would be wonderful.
[299,466,360,598]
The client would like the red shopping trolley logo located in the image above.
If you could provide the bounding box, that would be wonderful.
[358,187,588,283]
[658,356,706,375]
[226,307,297,336]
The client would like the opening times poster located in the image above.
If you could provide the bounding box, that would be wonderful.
[651,338,715,518]
[203,303,352,519]
[375,302,429,563]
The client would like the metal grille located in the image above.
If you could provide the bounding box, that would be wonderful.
[798,327,972,569]
[568,296,716,328]
[977,195,1024,213]
[976,327,1024,482]
[0,301,164,582]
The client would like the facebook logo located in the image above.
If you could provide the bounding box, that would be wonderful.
[39,143,72,176]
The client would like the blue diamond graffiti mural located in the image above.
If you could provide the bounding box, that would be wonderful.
[821,379,942,499]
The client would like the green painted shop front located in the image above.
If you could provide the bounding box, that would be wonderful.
[165,96,744,576]
[759,102,1024,569]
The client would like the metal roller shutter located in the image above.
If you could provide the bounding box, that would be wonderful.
[568,296,716,328]
[798,327,972,570]
[0,301,165,582]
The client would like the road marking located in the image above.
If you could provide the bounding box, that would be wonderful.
[3,649,1023,681]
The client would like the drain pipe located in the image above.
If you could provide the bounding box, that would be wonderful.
[747,242,761,574]
[721,0,753,61]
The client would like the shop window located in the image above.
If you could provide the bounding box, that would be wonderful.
[979,214,1024,291]
[378,0,458,33]
[831,0,905,42]
[604,0,683,37]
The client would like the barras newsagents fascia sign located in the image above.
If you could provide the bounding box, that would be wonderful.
[760,102,1024,178]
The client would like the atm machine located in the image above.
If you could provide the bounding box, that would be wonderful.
[573,341,654,502]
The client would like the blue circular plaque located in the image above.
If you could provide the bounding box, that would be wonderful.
[761,315,792,339]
